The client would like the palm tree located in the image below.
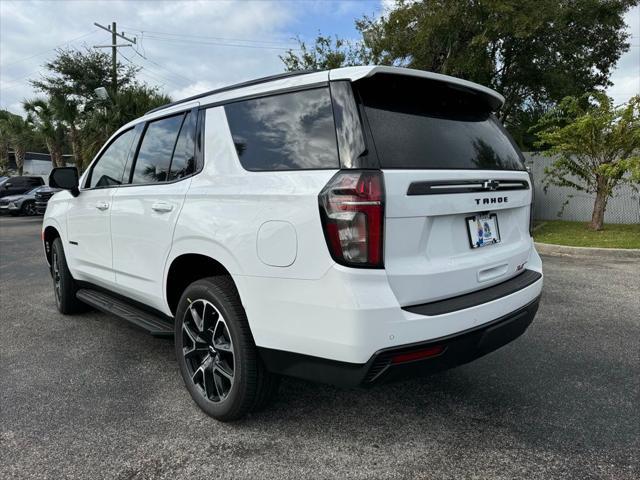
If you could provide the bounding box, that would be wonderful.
[23,98,66,168]
[0,111,35,175]
[49,95,85,172]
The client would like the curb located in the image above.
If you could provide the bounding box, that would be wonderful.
[534,242,640,259]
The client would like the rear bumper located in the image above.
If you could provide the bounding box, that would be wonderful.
[259,296,540,388]
[242,248,542,364]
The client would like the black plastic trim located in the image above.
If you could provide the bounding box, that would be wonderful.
[407,179,529,196]
[76,281,174,336]
[258,296,540,388]
[403,269,542,316]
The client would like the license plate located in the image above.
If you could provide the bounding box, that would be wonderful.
[466,213,501,249]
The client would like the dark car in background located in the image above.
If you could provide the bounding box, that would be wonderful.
[0,176,45,198]
[35,186,60,215]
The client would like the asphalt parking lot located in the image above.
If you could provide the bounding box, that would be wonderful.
[1,215,638,480]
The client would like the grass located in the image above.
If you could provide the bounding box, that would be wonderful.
[533,220,640,249]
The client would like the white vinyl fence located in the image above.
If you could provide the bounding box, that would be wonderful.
[523,152,640,224]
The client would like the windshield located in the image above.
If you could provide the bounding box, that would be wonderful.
[25,187,41,195]
[356,74,525,170]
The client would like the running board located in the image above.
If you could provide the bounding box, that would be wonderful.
[76,289,174,337]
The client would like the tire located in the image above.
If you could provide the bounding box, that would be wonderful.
[51,237,85,314]
[21,201,37,216]
[174,276,278,421]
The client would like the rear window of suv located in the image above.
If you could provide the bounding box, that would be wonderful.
[356,74,525,170]
[224,87,339,171]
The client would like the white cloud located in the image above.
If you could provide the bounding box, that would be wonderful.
[0,0,298,114]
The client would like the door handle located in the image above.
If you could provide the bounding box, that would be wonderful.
[95,201,109,211]
[151,202,174,213]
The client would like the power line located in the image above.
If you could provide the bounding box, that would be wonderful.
[120,26,297,48]
[140,35,298,51]
[1,31,97,68]
[118,50,187,90]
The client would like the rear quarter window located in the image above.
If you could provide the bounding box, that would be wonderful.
[224,87,339,171]
[356,74,525,170]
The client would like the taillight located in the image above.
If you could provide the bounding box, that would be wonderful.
[527,168,535,236]
[319,170,384,268]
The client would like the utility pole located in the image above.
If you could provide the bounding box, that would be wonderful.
[93,22,137,92]
[111,21,117,91]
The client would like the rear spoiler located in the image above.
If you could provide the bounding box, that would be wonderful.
[329,66,504,111]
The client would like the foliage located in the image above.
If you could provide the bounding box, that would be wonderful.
[80,85,170,164]
[280,35,365,71]
[23,98,67,168]
[534,93,640,230]
[0,110,37,175]
[281,0,638,148]
[30,47,138,99]
[21,48,172,171]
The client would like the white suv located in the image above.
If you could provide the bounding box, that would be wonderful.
[43,66,543,421]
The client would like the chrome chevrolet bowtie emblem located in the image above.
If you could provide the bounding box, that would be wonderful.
[483,180,500,191]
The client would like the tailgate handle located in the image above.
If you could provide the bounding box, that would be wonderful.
[478,264,508,283]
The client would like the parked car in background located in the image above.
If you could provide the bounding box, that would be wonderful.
[0,186,42,216]
[35,186,61,215]
[0,176,45,198]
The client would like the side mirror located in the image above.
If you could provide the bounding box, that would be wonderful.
[49,167,80,197]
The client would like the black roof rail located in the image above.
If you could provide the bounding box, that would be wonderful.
[145,70,320,115]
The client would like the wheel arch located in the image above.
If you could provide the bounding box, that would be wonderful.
[165,245,244,317]
[43,223,62,266]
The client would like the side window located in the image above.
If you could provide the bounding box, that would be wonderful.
[131,114,184,184]
[87,129,136,188]
[168,111,195,181]
[224,87,339,171]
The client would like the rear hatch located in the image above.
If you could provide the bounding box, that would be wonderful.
[355,73,533,307]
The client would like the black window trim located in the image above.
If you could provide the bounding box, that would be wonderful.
[223,83,341,173]
[82,106,204,191]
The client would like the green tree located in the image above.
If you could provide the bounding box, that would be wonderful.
[80,85,171,163]
[30,47,137,100]
[48,95,85,171]
[23,98,67,168]
[0,111,36,175]
[27,48,171,170]
[280,35,364,71]
[534,93,640,231]
[282,0,637,147]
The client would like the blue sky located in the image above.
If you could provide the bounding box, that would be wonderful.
[1,1,637,115]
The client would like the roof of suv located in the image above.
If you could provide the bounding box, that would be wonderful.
[143,66,505,120]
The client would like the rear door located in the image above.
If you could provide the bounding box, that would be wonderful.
[110,108,198,311]
[355,74,533,306]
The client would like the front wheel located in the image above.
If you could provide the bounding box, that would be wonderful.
[174,276,278,421]
[51,238,85,314]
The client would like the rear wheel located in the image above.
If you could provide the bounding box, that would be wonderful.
[51,238,85,314]
[174,276,278,421]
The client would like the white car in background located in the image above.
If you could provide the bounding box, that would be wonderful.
[42,66,543,421]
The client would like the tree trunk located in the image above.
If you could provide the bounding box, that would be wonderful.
[588,176,608,231]
[45,139,64,167]
[14,145,25,175]
[69,126,83,173]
